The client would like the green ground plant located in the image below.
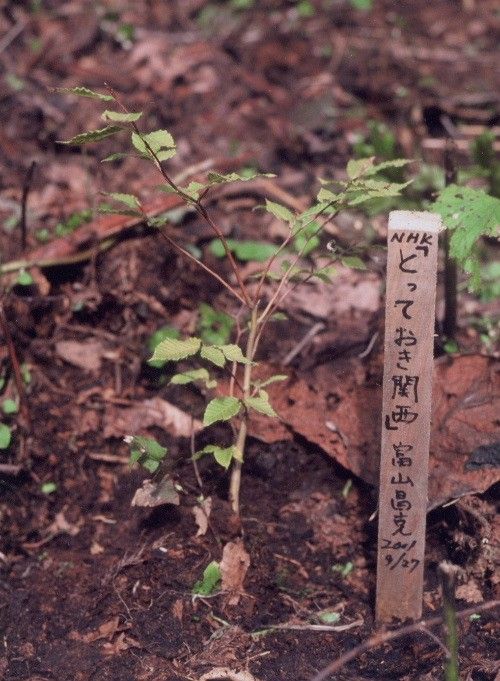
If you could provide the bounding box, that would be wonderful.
[59,86,410,517]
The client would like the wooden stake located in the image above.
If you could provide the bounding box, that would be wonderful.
[376,211,443,623]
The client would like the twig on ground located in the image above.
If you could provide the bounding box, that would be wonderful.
[282,322,325,366]
[310,600,500,681]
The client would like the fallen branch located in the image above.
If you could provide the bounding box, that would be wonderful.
[310,600,500,681]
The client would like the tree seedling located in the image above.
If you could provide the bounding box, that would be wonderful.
[59,87,411,522]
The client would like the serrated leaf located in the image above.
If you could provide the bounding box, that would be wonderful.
[244,390,277,417]
[206,170,274,184]
[56,86,115,101]
[367,158,411,176]
[203,397,241,427]
[129,435,168,462]
[59,125,122,145]
[346,157,375,179]
[131,130,176,162]
[170,368,214,387]
[341,255,367,270]
[314,266,337,282]
[253,374,288,390]
[264,199,294,222]
[218,344,252,364]
[192,560,221,596]
[432,185,500,291]
[316,187,340,203]
[101,152,130,162]
[106,192,141,211]
[197,444,238,469]
[151,337,201,363]
[200,345,226,367]
[0,424,11,449]
[102,110,142,123]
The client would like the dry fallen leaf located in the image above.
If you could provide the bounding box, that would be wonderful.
[103,397,202,439]
[193,496,212,537]
[456,581,484,604]
[131,476,180,507]
[220,540,250,606]
[69,616,122,643]
[55,339,104,373]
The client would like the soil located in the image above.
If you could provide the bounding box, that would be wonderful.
[0,1,499,680]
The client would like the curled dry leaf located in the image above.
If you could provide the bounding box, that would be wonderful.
[193,496,212,537]
[131,475,180,507]
[104,397,202,439]
[220,540,250,606]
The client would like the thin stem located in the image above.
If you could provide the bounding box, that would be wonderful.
[0,297,31,433]
[254,197,338,303]
[229,305,260,515]
[105,86,251,308]
[157,230,246,306]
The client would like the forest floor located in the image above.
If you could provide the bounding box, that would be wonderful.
[0,1,499,680]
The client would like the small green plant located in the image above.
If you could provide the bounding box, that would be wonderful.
[59,87,410,518]
[192,560,221,596]
[0,423,11,449]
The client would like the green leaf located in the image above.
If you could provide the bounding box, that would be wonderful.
[102,110,142,123]
[2,399,18,415]
[206,170,274,184]
[203,397,241,426]
[56,86,114,101]
[16,269,34,286]
[197,444,238,469]
[218,344,252,364]
[170,368,216,388]
[432,185,500,289]
[367,158,412,176]
[294,232,320,255]
[59,126,122,145]
[316,187,340,203]
[264,199,294,222]
[209,238,278,262]
[350,0,372,9]
[151,337,201,363]
[317,611,341,624]
[101,152,130,163]
[127,435,168,473]
[0,424,12,449]
[200,345,226,367]
[147,325,180,368]
[41,482,57,494]
[198,303,234,345]
[252,374,288,390]
[106,192,141,211]
[192,560,221,596]
[131,130,176,162]
[341,255,366,270]
[245,389,277,417]
[346,157,375,179]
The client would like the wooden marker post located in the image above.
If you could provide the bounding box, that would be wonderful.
[376,211,443,622]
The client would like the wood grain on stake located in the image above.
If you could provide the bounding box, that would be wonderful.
[376,211,443,622]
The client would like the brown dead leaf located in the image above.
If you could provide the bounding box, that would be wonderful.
[55,339,104,373]
[220,540,250,606]
[69,616,123,643]
[193,497,212,537]
[249,355,499,509]
[103,397,202,439]
[456,581,484,604]
[102,632,140,655]
[171,599,184,622]
[286,267,380,319]
[131,476,180,508]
